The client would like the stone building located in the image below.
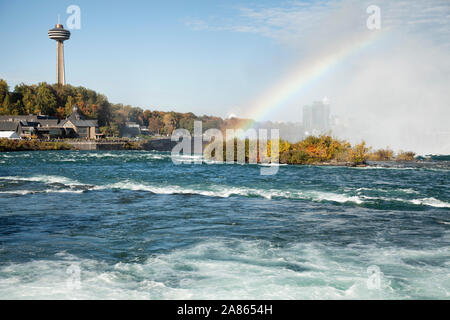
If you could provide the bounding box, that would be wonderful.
[61,105,101,139]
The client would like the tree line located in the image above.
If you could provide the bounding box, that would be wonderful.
[206,135,371,165]
[0,79,250,137]
[206,135,416,165]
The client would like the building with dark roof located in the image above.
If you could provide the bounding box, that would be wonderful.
[0,119,36,139]
[0,121,21,132]
[0,115,38,123]
[0,105,101,140]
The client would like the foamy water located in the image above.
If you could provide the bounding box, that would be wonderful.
[0,151,449,299]
[1,175,448,208]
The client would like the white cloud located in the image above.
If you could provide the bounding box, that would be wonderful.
[185,0,450,153]
[186,0,449,45]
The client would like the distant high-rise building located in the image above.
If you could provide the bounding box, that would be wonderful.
[302,105,312,132]
[302,100,330,134]
[48,18,71,85]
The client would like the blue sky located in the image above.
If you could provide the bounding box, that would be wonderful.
[0,0,288,117]
[0,0,449,154]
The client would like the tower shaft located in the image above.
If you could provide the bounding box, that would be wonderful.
[49,22,70,85]
[56,40,65,85]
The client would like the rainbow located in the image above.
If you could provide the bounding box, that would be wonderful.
[238,31,384,132]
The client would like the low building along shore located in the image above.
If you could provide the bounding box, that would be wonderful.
[0,105,101,140]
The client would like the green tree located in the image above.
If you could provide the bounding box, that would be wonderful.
[179,117,195,133]
[94,94,112,127]
[2,94,13,114]
[12,100,25,115]
[128,107,143,125]
[17,84,37,114]
[36,83,57,115]
[0,79,9,105]
[65,95,75,116]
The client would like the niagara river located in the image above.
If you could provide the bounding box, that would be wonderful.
[0,151,449,299]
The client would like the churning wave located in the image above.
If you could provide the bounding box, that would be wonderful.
[0,239,448,299]
[0,175,92,195]
[0,175,81,185]
[1,175,449,208]
[0,175,372,204]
